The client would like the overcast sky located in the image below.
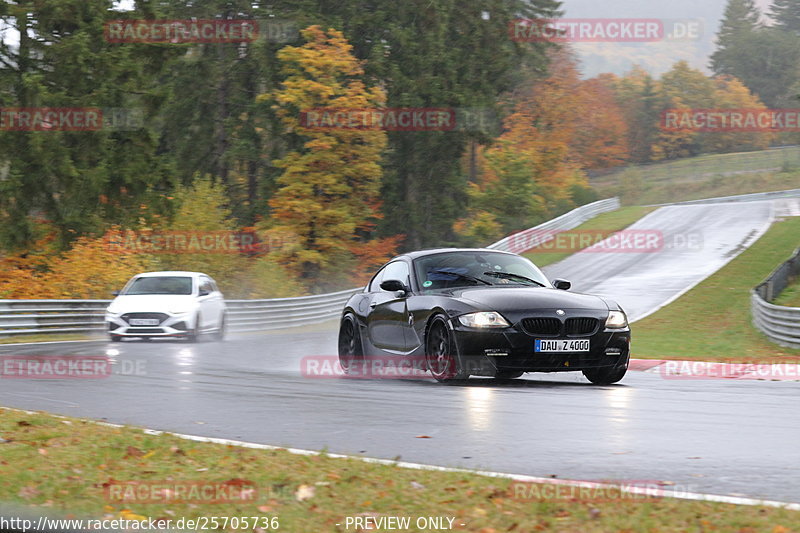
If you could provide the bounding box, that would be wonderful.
[0,0,781,78]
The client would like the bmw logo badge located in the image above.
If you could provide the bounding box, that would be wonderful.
[556,309,565,316]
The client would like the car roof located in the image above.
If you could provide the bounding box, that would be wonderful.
[391,248,516,261]
[133,271,208,278]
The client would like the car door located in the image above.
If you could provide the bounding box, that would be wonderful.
[366,261,411,352]
[197,276,222,330]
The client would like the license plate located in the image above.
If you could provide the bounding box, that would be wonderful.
[130,318,159,326]
[535,339,590,352]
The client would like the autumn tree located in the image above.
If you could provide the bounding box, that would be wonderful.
[456,50,592,239]
[651,61,716,159]
[265,26,395,287]
[704,76,773,153]
[0,228,153,299]
[150,178,254,292]
[573,77,629,169]
[607,67,661,164]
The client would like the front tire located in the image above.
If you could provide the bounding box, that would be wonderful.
[213,313,226,341]
[338,313,363,375]
[426,315,467,382]
[582,365,627,385]
[110,335,122,343]
[186,314,200,343]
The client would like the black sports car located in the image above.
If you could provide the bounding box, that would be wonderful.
[338,248,631,384]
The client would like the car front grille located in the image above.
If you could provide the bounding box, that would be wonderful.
[565,317,599,336]
[126,328,164,334]
[520,316,600,337]
[122,312,169,325]
[520,318,561,336]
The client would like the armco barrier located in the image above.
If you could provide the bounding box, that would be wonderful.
[0,198,620,337]
[487,198,620,253]
[752,248,800,350]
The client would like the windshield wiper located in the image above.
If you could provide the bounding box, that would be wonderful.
[483,271,546,287]
[428,269,491,286]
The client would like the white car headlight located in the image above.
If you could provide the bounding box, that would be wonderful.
[169,306,192,315]
[605,310,628,329]
[458,311,510,328]
[106,305,120,315]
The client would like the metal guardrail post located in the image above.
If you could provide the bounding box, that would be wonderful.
[751,247,800,350]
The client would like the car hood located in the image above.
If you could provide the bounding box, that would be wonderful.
[447,287,608,312]
[107,294,197,313]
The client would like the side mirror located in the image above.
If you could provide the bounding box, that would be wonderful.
[380,279,407,293]
[552,278,571,291]
[198,288,210,297]
[112,290,120,296]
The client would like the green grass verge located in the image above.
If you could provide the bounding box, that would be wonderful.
[774,275,800,308]
[592,147,800,206]
[0,333,96,345]
[523,206,656,268]
[634,217,800,361]
[1,409,798,532]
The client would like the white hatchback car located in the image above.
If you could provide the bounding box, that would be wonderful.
[105,271,227,342]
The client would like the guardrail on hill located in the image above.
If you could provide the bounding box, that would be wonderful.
[752,248,800,350]
[487,198,620,253]
[0,198,620,337]
[651,188,800,207]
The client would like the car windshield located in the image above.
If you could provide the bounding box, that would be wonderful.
[413,252,550,290]
[123,276,193,296]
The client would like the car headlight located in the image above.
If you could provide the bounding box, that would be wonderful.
[458,311,510,328]
[106,306,120,315]
[169,307,192,315]
[605,310,628,329]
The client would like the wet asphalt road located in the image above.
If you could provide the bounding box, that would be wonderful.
[1,200,799,504]
[1,334,799,502]
[542,201,774,321]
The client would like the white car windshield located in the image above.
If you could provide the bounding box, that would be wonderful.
[124,276,193,296]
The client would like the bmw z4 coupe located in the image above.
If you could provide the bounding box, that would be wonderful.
[338,249,630,384]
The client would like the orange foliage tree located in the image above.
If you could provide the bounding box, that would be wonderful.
[0,228,153,299]
[456,49,594,240]
[264,26,398,288]
[573,77,629,169]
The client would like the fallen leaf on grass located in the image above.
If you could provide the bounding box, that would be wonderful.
[119,509,147,521]
[18,486,40,500]
[294,485,315,502]
[124,446,144,458]
[17,421,31,427]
